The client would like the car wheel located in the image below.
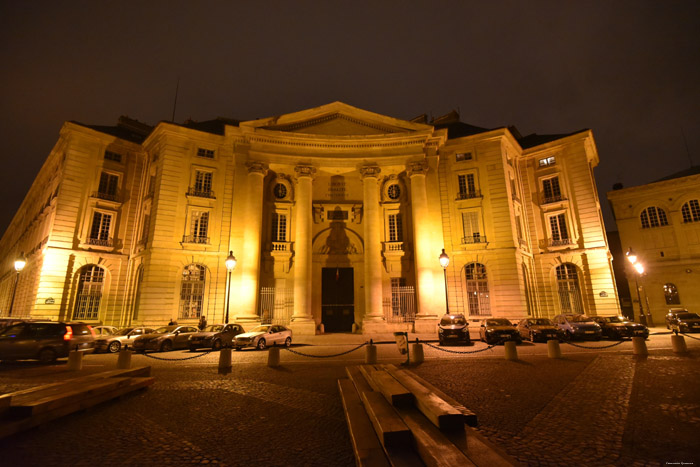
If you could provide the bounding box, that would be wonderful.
[160,340,173,352]
[257,339,266,350]
[234,347,241,351]
[38,348,57,364]
[189,346,197,352]
[108,341,121,353]
[212,339,222,351]
[284,337,292,348]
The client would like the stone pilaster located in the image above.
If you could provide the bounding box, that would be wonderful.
[290,164,317,335]
[235,160,268,323]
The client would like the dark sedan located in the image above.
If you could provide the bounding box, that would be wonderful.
[479,318,522,345]
[516,318,561,342]
[669,312,700,333]
[591,316,649,339]
[438,314,470,346]
[189,323,245,351]
[132,325,199,352]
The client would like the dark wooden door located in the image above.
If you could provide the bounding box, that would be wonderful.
[322,268,354,332]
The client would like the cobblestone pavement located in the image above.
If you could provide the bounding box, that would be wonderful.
[0,335,698,466]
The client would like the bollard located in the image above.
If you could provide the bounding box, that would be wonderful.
[67,349,84,371]
[547,339,562,359]
[411,341,424,364]
[218,347,232,372]
[671,335,688,354]
[365,340,377,364]
[267,346,280,367]
[632,336,648,356]
[117,348,132,369]
[504,341,518,361]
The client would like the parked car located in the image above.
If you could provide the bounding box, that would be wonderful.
[479,318,521,345]
[132,325,199,352]
[189,323,245,351]
[438,314,470,345]
[94,327,155,353]
[0,318,27,329]
[93,325,118,337]
[0,321,95,363]
[233,324,292,350]
[665,308,690,329]
[516,318,562,342]
[553,314,602,340]
[591,316,649,339]
[668,312,700,333]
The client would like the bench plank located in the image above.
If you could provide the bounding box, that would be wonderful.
[359,366,413,408]
[361,391,412,448]
[346,366,375,394]
[445,425,520,467]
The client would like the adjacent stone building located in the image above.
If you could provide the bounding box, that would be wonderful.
[0,102,620,334]
[607,167,700,325]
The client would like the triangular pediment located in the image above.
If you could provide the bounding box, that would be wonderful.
[241,102,433,136]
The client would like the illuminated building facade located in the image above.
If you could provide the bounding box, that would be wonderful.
[0,102,619,334]
[607,167,700,325]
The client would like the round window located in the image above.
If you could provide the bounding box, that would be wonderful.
[387,184,401,200]
[273,183,287,199]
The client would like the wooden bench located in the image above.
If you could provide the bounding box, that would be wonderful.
[339,364,519,467]
[0,366,154,439]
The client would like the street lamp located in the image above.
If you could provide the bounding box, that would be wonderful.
[9,252,26,316]
[439,249,450,314]
[625,247,647,326]
[224,251,237,324]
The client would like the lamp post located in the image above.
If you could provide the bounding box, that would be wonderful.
[439,249,450,315]
[9,252,26,316]
[625,248,647,326]
[224,251,237,324]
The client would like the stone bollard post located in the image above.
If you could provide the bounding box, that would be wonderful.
[365,340,377,364]
[68,349,84,371]
[218,347,232,373]
[410,340,424,364]
[632,336,648,356]
[268,345,280,367]
[117,348,133,369]
[671,335,688,354]
[504,341,518,361]
[547,340,562,359]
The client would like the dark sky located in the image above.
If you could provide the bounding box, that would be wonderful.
[1,0,699,234]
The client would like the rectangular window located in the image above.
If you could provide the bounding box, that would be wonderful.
[98,172,119,198]
[140,214,150,243]
[197,148,215,159]
[89,211,112,245]
[462,211,483,243]
[388,213,403,242]
[104,150,122,163]
[194,171,213,194]
[542,176,562,203]
[191,211,209,241]
[455,152,472,162]
[538,156,556,167]
[549,213,569,245]
[457,174,477,199]
[271,213,287,242]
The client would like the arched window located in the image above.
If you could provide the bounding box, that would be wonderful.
[180,264,206,319]
[640,206,668,228]
[663,283,680,305]
[465,263,490,316]
[556,264,584,314]
[73,265,105,320]
[681,200,700,223]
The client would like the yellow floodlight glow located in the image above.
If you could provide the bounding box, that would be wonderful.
[14,253,26,272]
[634,263,644,274]
[439,249,449,269]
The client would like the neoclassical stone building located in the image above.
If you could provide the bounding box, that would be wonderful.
[0,102,620,334]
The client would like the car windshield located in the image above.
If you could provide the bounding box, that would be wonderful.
[606,316,628,323]
[153,326,178,334]
[204,325,224,332]
[528,319,552,325]
[486,319,512,326]
[250,325,272,333]
[114,328,134,336]
[440,315,466,325]
[571,315,594,323]
[677,313,700,320]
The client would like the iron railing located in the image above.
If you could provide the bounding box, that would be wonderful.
[186,187,215,199]
[182,235,209,244]
[86,237,113,247]
[91,191,120,202]
[462,235,487,244]
[457,190,481,200]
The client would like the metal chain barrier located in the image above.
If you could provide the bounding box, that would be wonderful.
[138,349,214,361]
[681,332,700,341]
[560,338,630,350]
[282,341,368,358]
[650,330,673,335]
[423,340,498,354]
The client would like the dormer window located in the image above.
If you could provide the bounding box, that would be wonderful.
[538,156,556,168]
[640,206,668,228]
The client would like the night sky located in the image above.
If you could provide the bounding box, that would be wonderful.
[1,1,698,234]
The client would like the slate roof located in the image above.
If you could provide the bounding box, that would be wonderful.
[652,165,700,183]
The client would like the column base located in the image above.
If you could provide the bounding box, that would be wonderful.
[289,318,317,336]
[412,316,439,334]
[361,319,389,335]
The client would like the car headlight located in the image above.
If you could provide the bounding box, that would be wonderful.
[438,328,444,334]
[461,328,468,333]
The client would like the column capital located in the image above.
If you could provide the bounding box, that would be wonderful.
[406,160,429,177]
[246,160,269,176]
[294,165,317,179]
[359,165,381,179]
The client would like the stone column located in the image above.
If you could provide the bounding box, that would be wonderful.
[360,165,386,333]
[290,165,317,336]
[235,161,268,322]
[407,161,438,330]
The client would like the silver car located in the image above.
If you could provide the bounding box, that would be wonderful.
[132,325,199,352]
[94,327,155,353]
[233,324,292,350]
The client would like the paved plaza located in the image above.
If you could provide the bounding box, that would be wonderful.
[0,330,698,466]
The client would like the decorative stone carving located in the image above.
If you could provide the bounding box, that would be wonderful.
[246,160,269,175]
[406,160,429,177]
[352,205,362,224]
[359,165,381,179]
[313,205,325,223]
[294,165,317,179]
